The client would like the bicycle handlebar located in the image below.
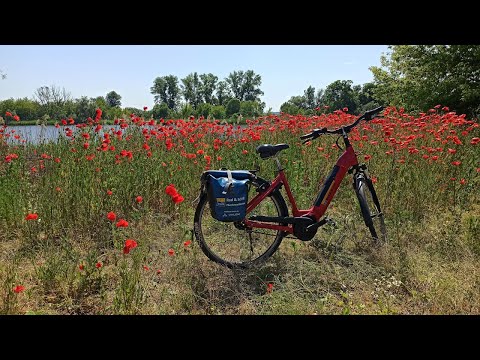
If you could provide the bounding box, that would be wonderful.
[300,106,384,143]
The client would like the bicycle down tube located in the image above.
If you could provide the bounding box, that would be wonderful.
[243,144,359,234]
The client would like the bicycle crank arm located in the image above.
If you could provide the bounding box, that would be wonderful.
[305,217,337,232]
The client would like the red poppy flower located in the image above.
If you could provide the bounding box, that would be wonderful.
[95,108,102,120]
[266,283,273,293]
[96,262,102,269]
[79,264,84,271]
[364,155,372,161]
[55,187,62,192]
[143,265,149,271]
[165,184,177,196]
[143,106,148,111]
[82,133,90,139]
[107,190,113,196]
[116,219,129,228]
[168,248,175,256]
[107,211,116,221]
[242,149,248,154]
[173,194,184,204]
[136,196,143,203]
[25,213,38,221]
[448,148,457,154]
[451,161,461,166]
[13,285,25,293]
[83,142,90,149]
[123,239,138,254]
[5,111,12,117]
[471,137,480,145]
[184,240,191,248]
[460,178,466,185]
[157,269,161,275]
[13,115,20,121]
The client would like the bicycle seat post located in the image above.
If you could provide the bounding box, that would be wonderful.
[273,156,284,172]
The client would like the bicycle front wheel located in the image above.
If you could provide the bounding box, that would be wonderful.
[194,180,288,268]
[354,173,386,243]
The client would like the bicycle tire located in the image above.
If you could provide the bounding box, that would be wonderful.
[354,173,386,243]
[194,179,289,268]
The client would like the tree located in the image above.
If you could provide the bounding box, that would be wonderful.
[240,101,262,117]
[226,70,264,102]
[226,98,240,117]
[320,80,358,113]
[181,72,203,109]
[211,105,226,119]
[370,45,480,117]
[304,86,316,110]
[73,96,97,123]
[216,81,231,106]
[34,85,72,120]
[196,102,212,118]
[0,70,6,80]
[152,103,170,119]
[150,75,180,110]
[106,91,122,107]
[243,70,264,102]
[199,73,218,104]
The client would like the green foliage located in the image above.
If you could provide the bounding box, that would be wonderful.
[226,98,241,117]
[226,70,264,102]
[240,100,262,117]
[150,75,180,110]
[151,103,170,119]
[196,102,212,118]
[199,73,218,104]
[216,81,231,106]
[105,91,122,108]
[319,80,358,113]
[181,73,203,109]
[370,45,480,117]
[210,105,226,119]
[73,96,97,122]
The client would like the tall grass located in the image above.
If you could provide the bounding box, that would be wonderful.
[0,107,479,314]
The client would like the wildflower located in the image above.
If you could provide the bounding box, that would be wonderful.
[184,240,191,248]
[116,219,129,228]
[364,155,372,161]
[266,283,273,293]
[79,264,84,271]
[123,239,138,254]
[25,213,38,221]
[157,269,161,275]
[135,196,143,203]
[173,194,184,204]
[107,211,116,221]
[143,265,149,271]
[96,262,102,269]
[13,115,20,121]
[471,137,480,145]
[13,285,25,293]
[460,179,466,185]
[168,249,175,256]
[242,149,248,155]
[165,184,177,196]
[451,161,461,166]
[143,106,148,111]
[107,190,113,196]
[448,148,457,154]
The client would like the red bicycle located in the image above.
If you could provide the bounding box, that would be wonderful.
[194,106,386,268]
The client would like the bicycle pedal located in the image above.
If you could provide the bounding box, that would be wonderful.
[324,217,337,228]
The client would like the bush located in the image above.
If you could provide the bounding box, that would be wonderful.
[151,103,170,119]
[226,98,240,117]
[211,105,226,120]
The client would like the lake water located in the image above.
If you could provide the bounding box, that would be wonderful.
[2,125,119,145]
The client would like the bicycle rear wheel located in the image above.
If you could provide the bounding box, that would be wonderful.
[354,173,386,243]
[194,180,288,268]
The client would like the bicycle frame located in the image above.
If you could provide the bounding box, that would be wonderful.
[243,143,360,234]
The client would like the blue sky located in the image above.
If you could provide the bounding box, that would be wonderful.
[0,45,389,111]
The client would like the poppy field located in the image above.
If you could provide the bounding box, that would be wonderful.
[0,106,479,314]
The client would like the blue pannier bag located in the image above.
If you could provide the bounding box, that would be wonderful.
[206,170,250,222]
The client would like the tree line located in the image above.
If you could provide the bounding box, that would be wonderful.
[1,45,479,123]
